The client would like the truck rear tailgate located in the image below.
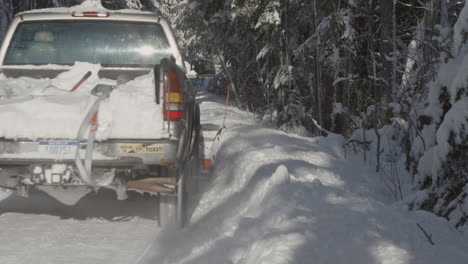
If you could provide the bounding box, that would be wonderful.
[0,139,179,166]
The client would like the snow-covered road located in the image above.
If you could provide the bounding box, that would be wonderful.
[0,190,158,264]
[1,91,467,264]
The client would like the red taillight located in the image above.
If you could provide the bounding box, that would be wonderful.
[163,71,183,121]
[72,11,110,17]
[164,110,183,120]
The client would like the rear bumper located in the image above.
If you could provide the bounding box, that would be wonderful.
[0,139,179,167]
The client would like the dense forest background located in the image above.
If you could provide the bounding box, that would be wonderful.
[0,0,467,230]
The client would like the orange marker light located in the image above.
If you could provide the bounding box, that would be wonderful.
[202,159,211,170]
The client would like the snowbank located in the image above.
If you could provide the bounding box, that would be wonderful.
[0,62,166,140]
[412,1,468,230]
[139,93,468,264]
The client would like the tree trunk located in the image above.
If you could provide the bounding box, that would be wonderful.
[218,54,240,108]
[277,0,290,114]
[379,0,396,122]
[0,0,13,41]
[312,0,322,128]
[423,0,440,79]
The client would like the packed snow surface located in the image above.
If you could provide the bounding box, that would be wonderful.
[0,91,466,264]
[0,62,165,140]
[19,0,153,15]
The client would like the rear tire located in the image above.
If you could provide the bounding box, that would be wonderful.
[158,108,200,229]
[159,193,177,229]
[188,104,201,192]
[158,166,186,229]
[158,159,197,229]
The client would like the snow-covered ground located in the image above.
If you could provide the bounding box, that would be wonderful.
[0,91,467,264]
[0,190,159,264]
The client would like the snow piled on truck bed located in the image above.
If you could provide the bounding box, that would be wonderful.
[0,62,165,140]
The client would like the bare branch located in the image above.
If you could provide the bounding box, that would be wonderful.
[416,223,435,246]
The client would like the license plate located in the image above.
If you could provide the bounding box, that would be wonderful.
[38,141,78,154]
[119,143,165,154]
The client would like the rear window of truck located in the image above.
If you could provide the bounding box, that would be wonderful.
[4,20,171,67]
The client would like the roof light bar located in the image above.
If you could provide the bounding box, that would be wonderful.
[72,11,110,17]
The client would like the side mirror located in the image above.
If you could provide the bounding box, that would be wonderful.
[191,60,216,77]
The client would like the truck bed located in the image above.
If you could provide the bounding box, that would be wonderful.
[0,62,167,141]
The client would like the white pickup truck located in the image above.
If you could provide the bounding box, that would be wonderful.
[0,5,203,228]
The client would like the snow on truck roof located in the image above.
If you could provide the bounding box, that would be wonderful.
[18,0,156,17]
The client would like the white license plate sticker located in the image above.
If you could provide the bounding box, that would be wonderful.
[38,141,78,154]
[119,143,165,154]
